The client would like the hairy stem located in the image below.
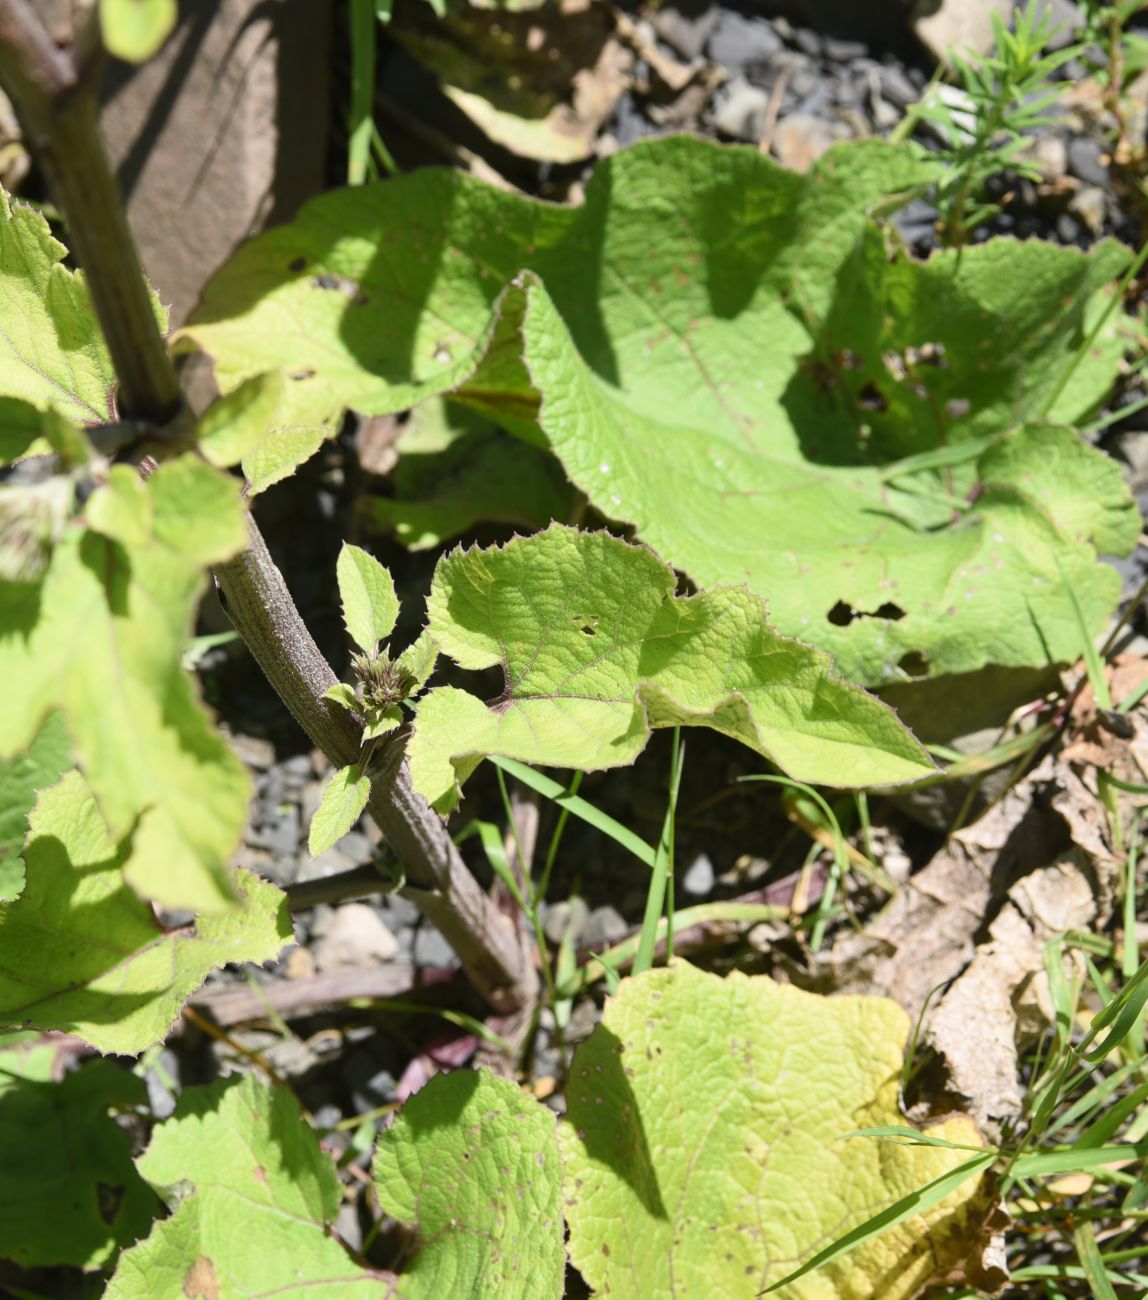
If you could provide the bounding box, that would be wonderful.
[0,1,535,1013]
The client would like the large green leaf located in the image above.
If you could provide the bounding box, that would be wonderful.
[182,137,1131,684]
[0,456,251,910]
[0,1039,158,1269]
[373,1069,564,1299]
[561,962,994,1299]
[409,526,933,812]
[106,1075,389,1298]
[0,712,70,901]
[0,188,120,425]
[0,772,290,1055]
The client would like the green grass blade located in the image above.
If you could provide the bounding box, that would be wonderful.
[490,756,655,867]
[633,731,683,977]
[348,0,376,186]
[1073,1219,1120,1300]
[760,1152,995,1293]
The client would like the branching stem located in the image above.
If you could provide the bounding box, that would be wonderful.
[0,0,535,1013]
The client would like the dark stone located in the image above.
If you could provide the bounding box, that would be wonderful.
[879,62,919,108]
[1067,137,1109,187]
[612,95,656,148]
[1056,212,1082,244]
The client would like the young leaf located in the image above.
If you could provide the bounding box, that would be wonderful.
[409,525,933,812]
[0,712,70,901]
[324,681,359,712]
[396,627,438,694]
[374,1069,564,1299]
[0,1046,157,1269]
[0,772,291,1055]
[336,542,398,654]
[561,962,997,1299]
[0,455,251,911]
[106,1075,389,1297]
[308,763,371,856]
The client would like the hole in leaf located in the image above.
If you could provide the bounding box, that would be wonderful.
[827,600,905,626]
[898,650,929,678]
[572,613,600,636]
[857,381,887,413]
[288,256,307,272]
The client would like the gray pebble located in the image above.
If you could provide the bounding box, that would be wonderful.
[414,924,458,968]
[582,905,628,949]
[337,830,374,867]
[541,896,590,946]
[711,76,771,141]
[382,893,421,928]
[252,803,299,857]
[706,11,781,77]
[791,27,822,58]
[878,63,919,110]
[824,36,868,62]
[1067,137,1108,188]
[295,845,354,883]
[651,1,719,62]
[280,753,314,783]
[682,852,715,898]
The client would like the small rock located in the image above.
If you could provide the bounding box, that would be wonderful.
[334,1203,363,1255]
[1056,212,1081,245]
[1029,133,1068,178]
[300,779,325,828]
[280,753,314,782]
[682,852,715,898]
[706,11,781,77]
[414,924,458,968]
[144,1048,180,1120]
[711,76,771,142]
[824,36,868,62]
[878,62,919,110]
[582,905,628,949]
[313,903,398,971]
[542,896,590,945]
[791,27,822,59]
[772,113,845,172]
[651,0,719,62]
[1068,184,1108,234]
[284,945,316,980]
[337,830,374,867]
[251,803,299,857]
[1033,0,1083,50]
[229,733,275,770]
[382,893,421,928]
[294,845,354,883]
[1066,136,1108,187]
[913,0,1011,64]
[612,95,656,148]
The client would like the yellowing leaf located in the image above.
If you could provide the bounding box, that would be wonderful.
[562,962,995,1299]
[0,456,250,910]
[0,773,290,1055]
[0,189,119,424]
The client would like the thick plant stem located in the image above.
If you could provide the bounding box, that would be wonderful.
[0,1,536,1013]
[0,1,181,420]
[215,527,533,1011]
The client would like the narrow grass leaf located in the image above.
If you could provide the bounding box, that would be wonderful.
[760,1151,995,1293]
